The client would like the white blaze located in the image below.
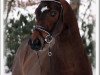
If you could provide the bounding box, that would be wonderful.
[41,6,48,13]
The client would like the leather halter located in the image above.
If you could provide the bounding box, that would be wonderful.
[28,0,63,52]
[33,0,63,44]
[28,0,63,53]
[28,0,63,74]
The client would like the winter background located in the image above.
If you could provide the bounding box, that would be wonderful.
[3,0,96,75]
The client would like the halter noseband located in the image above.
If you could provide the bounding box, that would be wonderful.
[33,25,53,44]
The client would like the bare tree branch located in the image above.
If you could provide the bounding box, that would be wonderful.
[5,0,15,24]
[70,0,80,18]
[81,0,92,28]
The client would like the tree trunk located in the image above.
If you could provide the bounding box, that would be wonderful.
[70,0,80,18]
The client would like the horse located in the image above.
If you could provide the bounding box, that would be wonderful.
[12,0,93,75]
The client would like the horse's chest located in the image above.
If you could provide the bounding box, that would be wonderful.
[23,50,51,75]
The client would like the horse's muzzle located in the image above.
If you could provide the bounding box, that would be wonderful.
[28,37,45,51]
[28,25,53,51]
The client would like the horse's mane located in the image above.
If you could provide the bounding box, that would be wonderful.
[57,0,83,44]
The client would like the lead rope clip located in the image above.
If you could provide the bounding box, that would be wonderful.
[45,35,53,44]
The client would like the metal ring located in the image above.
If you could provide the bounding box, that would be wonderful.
[48,52,52,56]
[45,35,53,44]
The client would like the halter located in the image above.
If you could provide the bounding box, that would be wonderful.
[33,25,53,44]
[28,0,63,74]
[29,0,63,51]
[28,0,63,52]
[34,0,63,44]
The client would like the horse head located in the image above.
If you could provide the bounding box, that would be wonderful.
[29,0,75,51]
[28,0,61,51]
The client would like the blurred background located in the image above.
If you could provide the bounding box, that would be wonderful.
[4,0,96,75]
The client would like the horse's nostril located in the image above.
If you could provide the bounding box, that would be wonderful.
[29,38,42,51]
[33,39,42,51]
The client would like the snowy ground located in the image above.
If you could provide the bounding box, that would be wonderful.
[4,72,12,75]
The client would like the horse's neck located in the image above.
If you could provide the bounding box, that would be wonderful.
[49,26,92,75]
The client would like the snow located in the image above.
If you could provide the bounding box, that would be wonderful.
[4,72,12,75]
[93,67,96,75]
[7,4,38,24]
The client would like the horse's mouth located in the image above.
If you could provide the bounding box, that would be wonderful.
[29,37,45,51]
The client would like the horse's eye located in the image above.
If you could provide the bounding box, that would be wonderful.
[50,10,57,17]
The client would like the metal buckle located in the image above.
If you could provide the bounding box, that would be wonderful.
[45,35,53,44]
